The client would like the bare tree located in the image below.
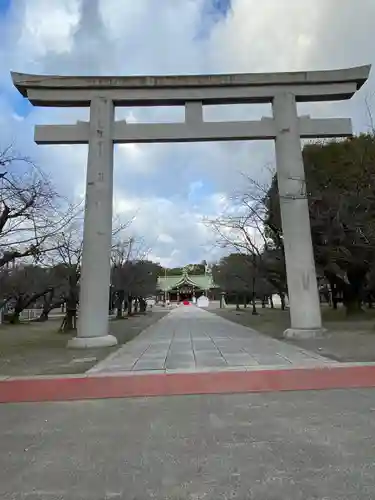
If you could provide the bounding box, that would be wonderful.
[0,264,58,323]
[205,173,287,307]
[0,147,79,268]
[52,226,82,331]
[112,258,160,316]
[48,217,137,331]
[111,234,153,317]
[111,237,135,318]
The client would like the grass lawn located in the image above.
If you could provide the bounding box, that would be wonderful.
[0,311,168,377]
[213,305,375,363]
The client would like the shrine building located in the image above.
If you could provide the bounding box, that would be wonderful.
[156,269,220,302]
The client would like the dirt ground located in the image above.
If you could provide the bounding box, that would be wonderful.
[0,310,168,377]
[212,305,375,363]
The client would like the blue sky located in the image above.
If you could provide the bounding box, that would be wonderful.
[0,0,31,117]
[0,0,374,267]
[198,0,231,36]
[0,0,10,14]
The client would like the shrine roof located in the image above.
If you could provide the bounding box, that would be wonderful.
[157,273,218,291]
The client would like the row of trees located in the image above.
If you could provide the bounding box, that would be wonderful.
[4,131,373,324]
[0,147,160,329]
[212,253,277,313]
[0,230,161,329]
[208,133,375,316]
[111,240,161,319]
[161,261,209,276]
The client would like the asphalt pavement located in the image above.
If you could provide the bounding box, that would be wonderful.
[2,389,375,499]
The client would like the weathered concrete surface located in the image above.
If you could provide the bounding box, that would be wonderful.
[1,389,375,499]
[70,96,116,348]
[12,65,370,98]
[90,306,335,374]
[273,91,323,337]
[34,116,353,145]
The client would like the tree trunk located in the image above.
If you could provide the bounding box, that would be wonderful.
[10,309,21,324]
[66,310,75,330]
[140,298,147,313]
[60,289,78,332]
[60,309,77,332]
[344,299,363,316]
[38,310,49,322]
[343,287,363,316]
[251,294,258,315]
[108,287,114,315]
[328,280,338,309]
[236,294,240,311]
[9,290,51,324]
[127,296,133,316]
[38,291,54,322]
[343,293,363,316]
[270,295,274,309]
[38,299,64,322]
[116,290,124,319]
[280,293,286,311]
[9,295,25,324]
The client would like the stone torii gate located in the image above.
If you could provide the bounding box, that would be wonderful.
[11,65,370,347]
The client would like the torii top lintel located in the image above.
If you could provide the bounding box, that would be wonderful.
[11,65,371,107]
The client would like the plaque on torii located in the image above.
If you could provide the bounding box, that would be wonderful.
[11,65,371,347]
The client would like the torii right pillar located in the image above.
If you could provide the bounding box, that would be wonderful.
[273,92,326,338]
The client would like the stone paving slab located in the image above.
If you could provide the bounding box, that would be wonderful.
[89,306,336,374]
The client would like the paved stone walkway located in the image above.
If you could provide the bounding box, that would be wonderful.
[90,306,335,374]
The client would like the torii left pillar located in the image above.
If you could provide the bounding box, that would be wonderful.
[69,96,117,348]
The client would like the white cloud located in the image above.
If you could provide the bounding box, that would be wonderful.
[0,0,374,266]
[19,0,79,57]
[158,234,175,245]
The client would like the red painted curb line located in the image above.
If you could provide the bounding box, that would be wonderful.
[1,365,375,403]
